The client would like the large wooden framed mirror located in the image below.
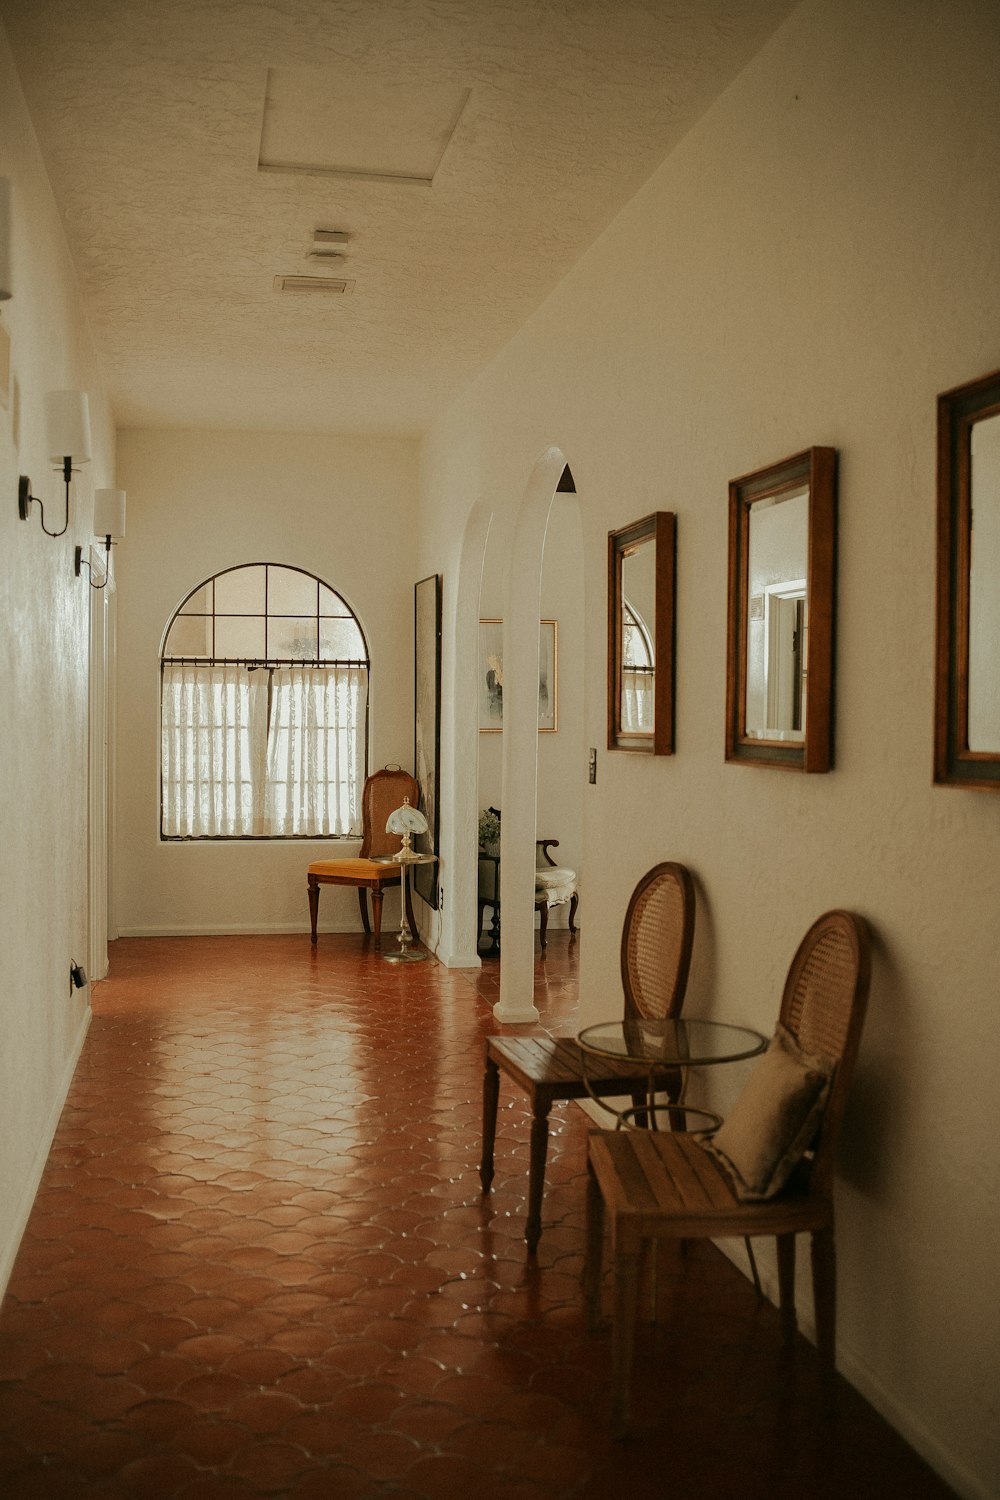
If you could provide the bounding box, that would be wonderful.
[607,511,675,755]
[726,447,836,772]
[934,368,1000,790]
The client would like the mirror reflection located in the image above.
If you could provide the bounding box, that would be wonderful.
[968,411,1000,752]
[726,447,835,773]
[608,512,675,755]
[620,539,656,734]
[745,486,809,742]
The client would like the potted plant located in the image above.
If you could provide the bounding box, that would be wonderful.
[478,808,501,857]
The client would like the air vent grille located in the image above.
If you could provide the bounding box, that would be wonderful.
[273,275,355,294]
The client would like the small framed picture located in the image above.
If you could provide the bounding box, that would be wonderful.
[479,618,558,733]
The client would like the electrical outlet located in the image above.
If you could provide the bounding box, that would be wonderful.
[588,747,597,784]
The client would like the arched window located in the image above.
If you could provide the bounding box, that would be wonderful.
[621,600,654,733]
[160,564,369,839]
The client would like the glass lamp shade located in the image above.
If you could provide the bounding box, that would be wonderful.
[45,390,92,465]
[94,488,126,541]
[386,799,429,837]
[0,177,11,301]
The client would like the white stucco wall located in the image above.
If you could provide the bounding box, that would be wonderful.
[0,32,116,1287]
[114,429,419,937]
[417,1,1000,1495]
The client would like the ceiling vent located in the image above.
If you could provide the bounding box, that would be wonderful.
[273,275,355,295]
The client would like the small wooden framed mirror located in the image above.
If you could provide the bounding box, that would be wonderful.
[934,368,1000,791]
[607,512,675,755]
[725,447,836,772]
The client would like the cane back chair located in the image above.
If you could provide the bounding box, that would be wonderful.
[307,767,418,949]
[584,909,871,1435]
[479,862,695,1253]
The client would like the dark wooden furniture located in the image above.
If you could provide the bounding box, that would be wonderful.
[479,862,694,1252]
[583,909,871,1436]
[307,767,418,949]
[477,838,579,954]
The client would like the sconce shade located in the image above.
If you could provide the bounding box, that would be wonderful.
[386,800,429,836]
[94,488,126,541]
[0,177,11,301]
[45,390,91,465]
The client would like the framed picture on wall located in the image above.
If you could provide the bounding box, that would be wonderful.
[413,574,441,908]
[479,618,558,733]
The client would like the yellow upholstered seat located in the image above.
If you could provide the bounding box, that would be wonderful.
[307,768,419,949]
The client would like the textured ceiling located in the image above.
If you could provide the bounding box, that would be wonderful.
[4,0,794,436]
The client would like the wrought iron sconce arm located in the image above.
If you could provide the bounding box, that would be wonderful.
[18,458,74,537]
[75,537,112,589]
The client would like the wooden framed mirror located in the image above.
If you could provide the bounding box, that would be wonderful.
[607,511,675,755]
[725,447,836,772]
[934,368,1000,790]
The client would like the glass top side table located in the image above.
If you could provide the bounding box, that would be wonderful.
[577,1017,766,1128]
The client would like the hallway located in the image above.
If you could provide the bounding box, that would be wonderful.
[0,935,955,1498]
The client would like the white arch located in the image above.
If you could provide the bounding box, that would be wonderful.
[494,447,572,1023]
[438,497,493,968]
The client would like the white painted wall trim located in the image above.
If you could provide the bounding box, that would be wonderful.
[0,1007,91,1301]
[495,448,571,1023]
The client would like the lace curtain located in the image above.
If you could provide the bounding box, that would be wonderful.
[265,666,367,837]
[161,663,367,838]
[621,668,654,734]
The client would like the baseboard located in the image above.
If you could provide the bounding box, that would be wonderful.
[117,922,361,937]
[439,949,482,969]
[717,1240,988,1500]
[0,1005,92,1300]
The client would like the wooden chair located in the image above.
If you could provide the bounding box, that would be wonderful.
[583,909,872,1436]
[307,767,418,949]
[479,862,695,1253]
[477,838,580,954]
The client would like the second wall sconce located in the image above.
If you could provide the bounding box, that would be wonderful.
[18,389,92,537]
[76,488,126,588]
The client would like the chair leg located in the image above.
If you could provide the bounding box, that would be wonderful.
[479,1055,499,1193]
[777,1233,796,1340]
[611,1244,641,1438]
[811,1228,837,1372]
[525,1097,552,1253]
[568,891,579,933]
[357,888,371,936]
[538,902,548,950]
[583,1158,605,1330]
[308,878,320,945]
[371,888,383,948]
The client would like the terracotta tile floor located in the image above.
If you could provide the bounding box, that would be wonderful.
[0,934,956,1499]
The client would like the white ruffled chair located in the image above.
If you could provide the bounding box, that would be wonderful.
[477,836,579,953]
[533,839,579,947]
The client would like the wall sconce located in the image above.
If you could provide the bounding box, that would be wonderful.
[18,390,92,536]
[0,177,11,301]
[76,488,126,588]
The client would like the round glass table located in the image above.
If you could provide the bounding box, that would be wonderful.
[577,1017,766,1128]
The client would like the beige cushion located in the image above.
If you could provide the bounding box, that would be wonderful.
[697,1024,833,1201]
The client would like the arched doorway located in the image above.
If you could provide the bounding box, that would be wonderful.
[493,450,578,1023]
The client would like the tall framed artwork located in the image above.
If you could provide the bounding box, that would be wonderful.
[413,574,441,907]
[478,618,558,732]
